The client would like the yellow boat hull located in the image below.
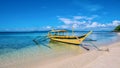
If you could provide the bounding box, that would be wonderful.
[48,31,92,45]
[50,38,84,45]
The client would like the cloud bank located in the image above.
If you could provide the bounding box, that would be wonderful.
[57,15,120,31]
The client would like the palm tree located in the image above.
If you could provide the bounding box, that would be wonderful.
[114,25,120,32]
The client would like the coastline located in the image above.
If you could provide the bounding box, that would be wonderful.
[0,41,120,68]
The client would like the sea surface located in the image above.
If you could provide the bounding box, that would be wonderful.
[0,31,120,67]
[0,31,120,54]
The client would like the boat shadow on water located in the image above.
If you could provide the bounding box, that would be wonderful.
[33,38,109,52]
[33,38,83,51]
[33,38,94,52]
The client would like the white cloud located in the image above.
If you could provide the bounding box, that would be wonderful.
[107,20,120,26]
[59,17,87,25]
[73,16,86,20]
[73,15,98,21]
[58,15,120,31]
[46,26,51,29]
[112,20,120,26]
[59,18,73,25]
[86,22,106,28]
[59,15,98,27]
[86,22,97,27]
[73,23,79,28]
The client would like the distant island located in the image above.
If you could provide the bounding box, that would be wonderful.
[113,25,120,32]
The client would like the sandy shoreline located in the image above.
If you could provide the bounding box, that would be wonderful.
[40,42,120,68]
[0,42,120,68]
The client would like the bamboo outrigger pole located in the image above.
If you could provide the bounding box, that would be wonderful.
[72,26,74,36]
[89,42,109,52]
[76,31,93,51]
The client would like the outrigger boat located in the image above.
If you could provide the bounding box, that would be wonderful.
[48,29,92,45]
[33,29,109,51]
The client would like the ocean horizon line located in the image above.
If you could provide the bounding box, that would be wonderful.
[0,30,113,33]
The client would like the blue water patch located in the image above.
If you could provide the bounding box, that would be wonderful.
[0,36,34,49]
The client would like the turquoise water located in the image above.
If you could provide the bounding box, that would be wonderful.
[0,31,119,55]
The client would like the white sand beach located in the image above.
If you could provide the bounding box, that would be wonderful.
[0,42,120,68]
[39,42,120,68]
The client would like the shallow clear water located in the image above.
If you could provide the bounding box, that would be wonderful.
[0,31,119,55]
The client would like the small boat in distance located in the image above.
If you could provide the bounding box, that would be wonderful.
[48,29,92,45]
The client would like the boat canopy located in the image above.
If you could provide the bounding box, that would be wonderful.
[50,30,67,32]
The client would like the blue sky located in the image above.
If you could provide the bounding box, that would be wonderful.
[0,0,120,31]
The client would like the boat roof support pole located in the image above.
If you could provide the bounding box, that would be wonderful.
[72,26,74,36]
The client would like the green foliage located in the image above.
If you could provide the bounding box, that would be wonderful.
[114,25,120,32]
